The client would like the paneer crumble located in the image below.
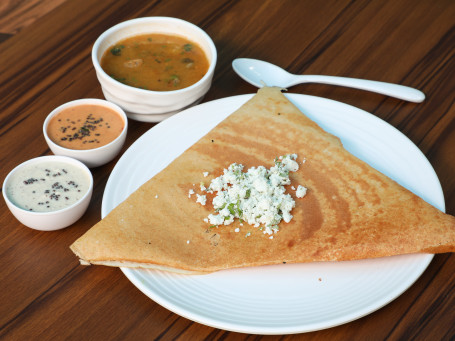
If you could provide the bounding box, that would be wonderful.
[191,154,307,235]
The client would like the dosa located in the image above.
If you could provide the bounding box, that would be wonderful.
[70,87,455,274]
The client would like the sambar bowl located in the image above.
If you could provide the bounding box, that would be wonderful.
[91,17,217,122]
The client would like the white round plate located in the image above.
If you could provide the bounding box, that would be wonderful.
[102,94,444,334]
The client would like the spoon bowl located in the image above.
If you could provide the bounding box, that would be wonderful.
[232,58,425,103]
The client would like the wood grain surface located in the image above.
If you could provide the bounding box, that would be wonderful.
[0,0,454,339]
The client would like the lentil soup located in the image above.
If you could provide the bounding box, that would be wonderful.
[47,104,124,150]
[100,33,209,91]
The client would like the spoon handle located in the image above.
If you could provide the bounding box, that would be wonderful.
[294,75,425,103]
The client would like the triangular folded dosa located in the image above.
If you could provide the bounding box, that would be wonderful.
[70,87,455,274]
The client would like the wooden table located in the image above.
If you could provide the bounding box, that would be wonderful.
[1,0,454,339]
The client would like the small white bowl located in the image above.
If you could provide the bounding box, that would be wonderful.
[92,16,217,122]
[43,98,128,168]
[2,156,93,231]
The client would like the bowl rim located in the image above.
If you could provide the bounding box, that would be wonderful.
[43,98,128,153]
[91,16,217,95]
[2,155,94,216]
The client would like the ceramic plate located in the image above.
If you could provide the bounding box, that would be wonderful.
[102,94,443,334]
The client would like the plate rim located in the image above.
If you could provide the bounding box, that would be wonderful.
[121,253,433,334]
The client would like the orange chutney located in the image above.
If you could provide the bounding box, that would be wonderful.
[47,105,124,150]
[100,33,209,91]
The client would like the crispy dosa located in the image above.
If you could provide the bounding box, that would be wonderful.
[70,87,455,273]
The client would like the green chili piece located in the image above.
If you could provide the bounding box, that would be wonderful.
[110,46,123,56]
[183,43,193,52]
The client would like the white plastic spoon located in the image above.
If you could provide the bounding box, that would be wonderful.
[232,58,425,103]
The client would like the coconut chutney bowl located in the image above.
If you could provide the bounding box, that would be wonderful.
[91,16,217,122]
[43,98,128,168]
[2,156,93,231]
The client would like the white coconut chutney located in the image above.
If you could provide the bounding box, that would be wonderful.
[6,161,90,212]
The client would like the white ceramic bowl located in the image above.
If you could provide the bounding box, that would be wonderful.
[92,16,217,122]
[2,156,93,231]
[43,98,128,168]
